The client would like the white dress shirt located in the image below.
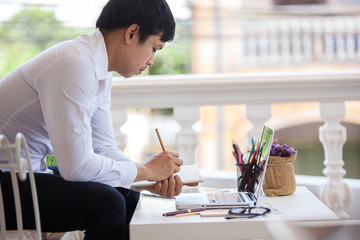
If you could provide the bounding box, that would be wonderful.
[0,29,137,188]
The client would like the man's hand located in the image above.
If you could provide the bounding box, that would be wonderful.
[142,176,199,198]
[152,175,183,197]
[133,150,202,197]
[154,177,200,198]
[134,151,183,182]
[133,177,199,198]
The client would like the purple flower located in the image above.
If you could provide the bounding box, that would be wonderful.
[270,143,297,157]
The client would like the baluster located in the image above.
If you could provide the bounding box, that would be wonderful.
[291,19,302,62]
[268,20,280,63]
[245,104,271,147]
[280,20,291,63]
[319,102,352,218]
[302,18,313,62]
[357,17,360,60]
[335,17,346,61]
[111,108,128,150]
[173,107,200,165]
[324,19,335,61]
[258,28,269,63]
[247,34,258,65]
[345,17,356,60]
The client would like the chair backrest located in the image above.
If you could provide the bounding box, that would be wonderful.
[0,133,42,240]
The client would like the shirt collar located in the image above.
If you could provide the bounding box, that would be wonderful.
[89,29,109,81]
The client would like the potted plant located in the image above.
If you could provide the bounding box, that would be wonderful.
[263,142,297,197]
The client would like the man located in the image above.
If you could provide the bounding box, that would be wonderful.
[0,0,189,239]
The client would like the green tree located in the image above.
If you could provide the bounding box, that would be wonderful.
[0,7,88,79]
[149,20,192,75]
[0,6,192,78]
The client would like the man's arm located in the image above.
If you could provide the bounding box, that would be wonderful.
[89,74,184,191]
[36,57,138,187]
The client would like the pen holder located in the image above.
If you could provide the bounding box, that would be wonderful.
[236,163,264,194]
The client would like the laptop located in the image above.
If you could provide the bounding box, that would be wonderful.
[175,125,274,210]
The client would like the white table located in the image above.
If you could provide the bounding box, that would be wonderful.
[130,186,339,240]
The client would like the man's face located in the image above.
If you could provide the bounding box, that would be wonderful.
[116,33,166,78]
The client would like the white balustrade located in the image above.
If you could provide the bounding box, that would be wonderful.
[239,16,360,65]
[111,70,360,217]
[111,108,127,150]
[319,102,352,218]
[173,107,200,165]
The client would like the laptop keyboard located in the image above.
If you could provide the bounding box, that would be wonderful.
[207,192,247,204]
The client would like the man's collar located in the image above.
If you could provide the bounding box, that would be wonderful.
[92,29,109,81]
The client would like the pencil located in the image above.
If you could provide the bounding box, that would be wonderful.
[155,128,165,151]
[163,207,206,216]
[175,212,201,217]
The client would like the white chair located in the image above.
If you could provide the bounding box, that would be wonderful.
[0,133,84,240]
[0,133,42,240]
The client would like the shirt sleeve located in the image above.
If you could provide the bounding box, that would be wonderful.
[34,56,137,188]
[91,77,138,187]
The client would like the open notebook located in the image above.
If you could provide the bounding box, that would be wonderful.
[175,125,274,210]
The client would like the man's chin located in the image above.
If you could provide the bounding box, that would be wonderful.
[119,72,139,78]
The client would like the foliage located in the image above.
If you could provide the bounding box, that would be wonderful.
[0,6,191,78]
[0,7,88,78]
[149,20,191,75]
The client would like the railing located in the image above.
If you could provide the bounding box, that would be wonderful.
[111,69,360,218]
[231,14,360,67]
[214,13,360,67]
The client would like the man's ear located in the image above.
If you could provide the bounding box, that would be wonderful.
[125,24,140,43]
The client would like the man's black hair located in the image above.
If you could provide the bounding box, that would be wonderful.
[96,0,175,43]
